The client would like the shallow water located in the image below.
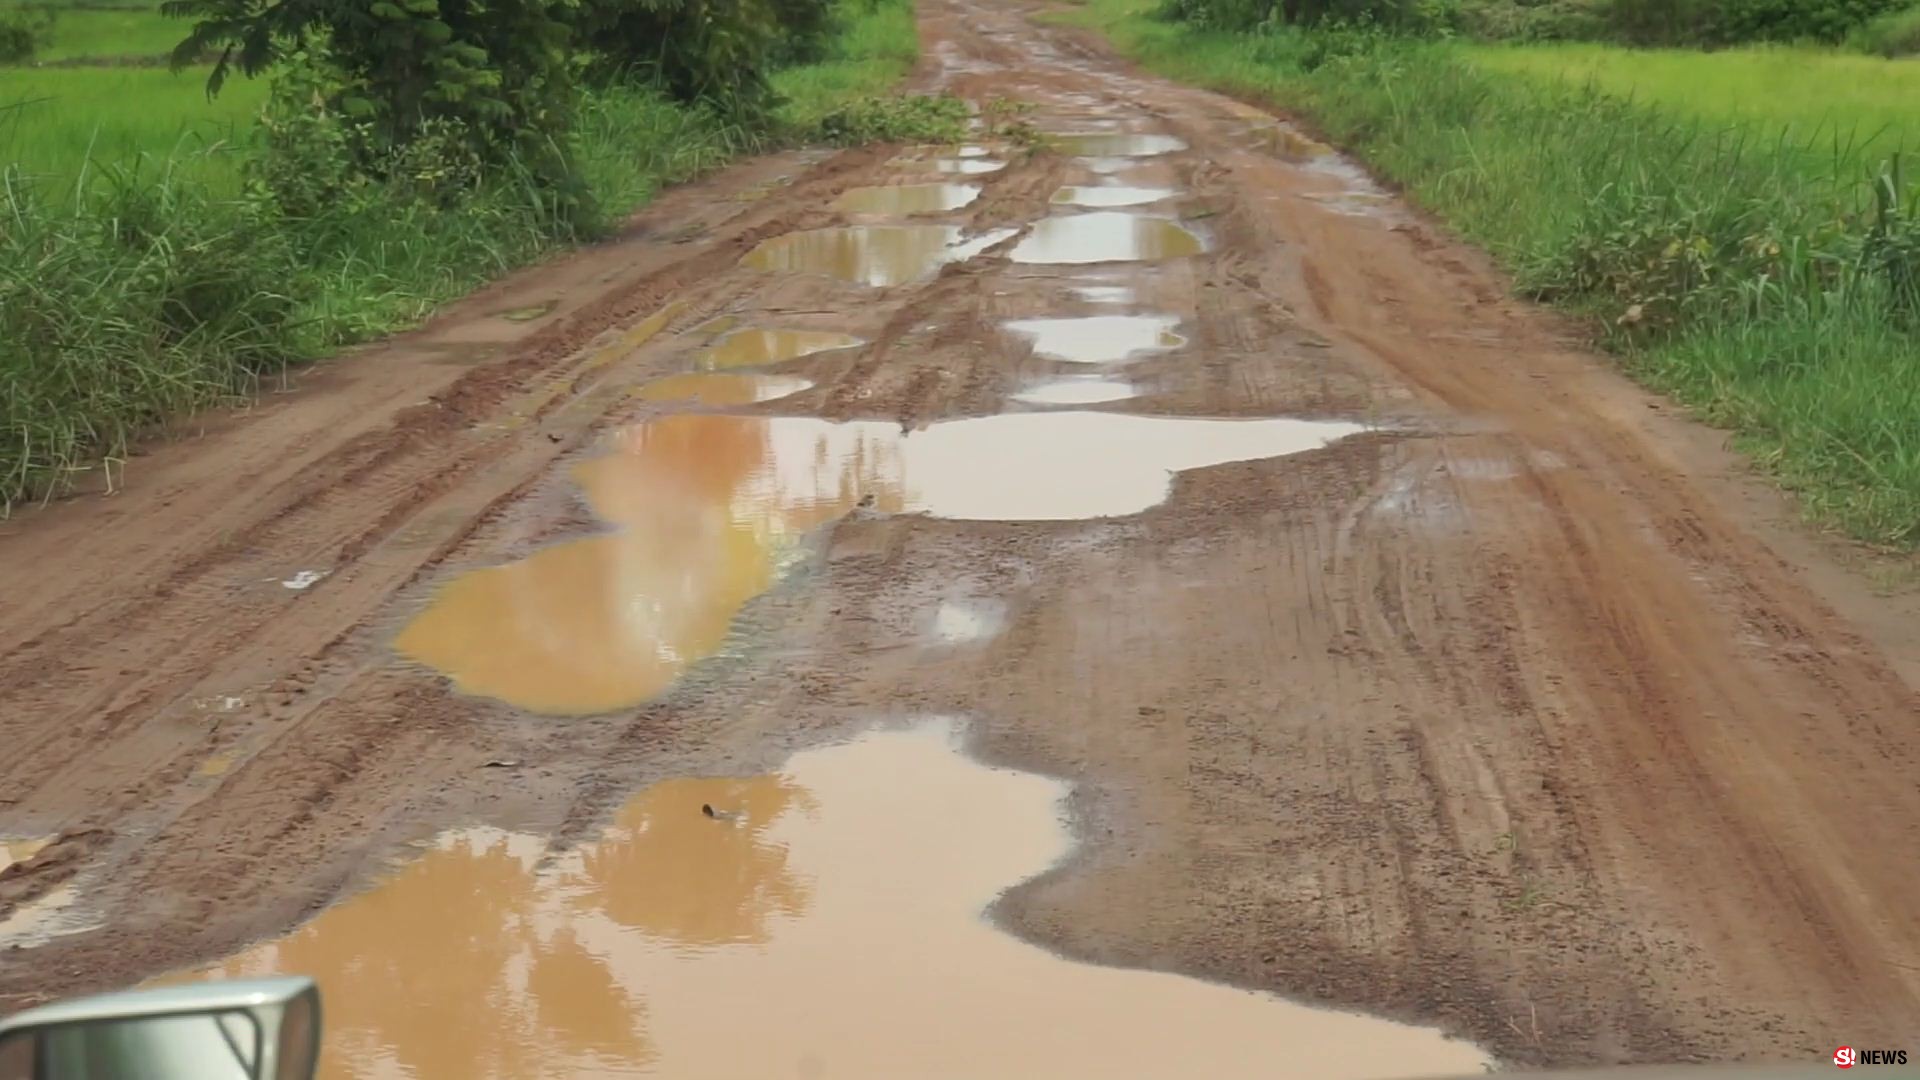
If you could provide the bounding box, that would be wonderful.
[1004,314,1184,363]
[195,724,1490,1080]
[1010,212,1205,264]
[1050,185,1178,208]
[1050,132,1187,157]
[394,412,1361,713]
[632,373,812,406]
[742,226,1011,286]
[696,328,863,370]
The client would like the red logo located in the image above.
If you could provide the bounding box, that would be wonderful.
[1835,1047,1856,1069]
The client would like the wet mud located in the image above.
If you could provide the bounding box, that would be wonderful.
[201,725,1490,1080]
[3,0,1919,1072]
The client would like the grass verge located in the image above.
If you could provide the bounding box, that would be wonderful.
[0,0,928,511]
[1066,0,1920,548]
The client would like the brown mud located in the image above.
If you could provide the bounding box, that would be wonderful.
[2,0,1919,1069]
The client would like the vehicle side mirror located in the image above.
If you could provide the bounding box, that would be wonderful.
[0,976,319,1080]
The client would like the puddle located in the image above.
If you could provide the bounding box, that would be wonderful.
[697,328,864,370]
[1247,124,1334,162]
[1011,212,1205,264]
[197,753,237,778]
[894,156,1006,176]
[396,412,1358,713]
[1070,283,1135,304]
[834,183,980,215]
[1004,314,1184,363]
[496,301,556,323]
[742,226,1012,287]
[632,374,812,406]
[282,570,328,591]
[1301,190,1395,218]
[194,723,1489,1080]
[1050,132,1187,157]
[929,600,1006,644]
[1013,378,1139,405]
[0,836,49,874]
[1050,185,1178,208]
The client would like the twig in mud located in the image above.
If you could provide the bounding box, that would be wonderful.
[1504,1002,1544,1047]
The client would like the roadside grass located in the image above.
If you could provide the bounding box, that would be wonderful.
[0,66,260,192]
[1068,0,1920,549]
[0,0,923,511]
[1464,42,1920,171]
[22,4,183,61]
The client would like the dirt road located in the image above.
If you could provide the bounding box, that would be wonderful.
[3,0,1918,1067]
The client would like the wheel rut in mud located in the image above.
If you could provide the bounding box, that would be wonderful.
[2,0,1919,1072]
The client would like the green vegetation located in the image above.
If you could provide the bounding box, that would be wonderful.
[1848,3,1920,54]
[32,6,184,61]
[0,0,928,510]
[1074,0,1920,547]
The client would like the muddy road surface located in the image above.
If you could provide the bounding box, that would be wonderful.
[3,0,1919,1072]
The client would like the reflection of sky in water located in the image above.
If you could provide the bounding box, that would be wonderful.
[199,725,1491,1080]
[397,413,1364,715]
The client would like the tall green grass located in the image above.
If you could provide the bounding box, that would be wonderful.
[28,5,184,61]
[0,0,921,511]
[0,67,262,192]
[1071,0,1920,547]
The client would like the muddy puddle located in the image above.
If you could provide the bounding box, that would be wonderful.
[0,836,47,873]
[742,226,1011,286]
[1013,377,1139,405]
[193,723,1489,1080]
[1069,283,1134,304]
[0,841,97,948]
[633,373,812,406]
[834,182,980,215]
[396,411,1360,713]
[1004,314,1184,363]
[894,156,1006,176]
[697,328,863,370]
[1050,185,1177,208]
[1011,212,1205,264]
[1050,132,1187,157]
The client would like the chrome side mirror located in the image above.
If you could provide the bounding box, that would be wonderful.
[0,976,319,1080]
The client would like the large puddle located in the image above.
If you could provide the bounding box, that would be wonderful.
[632,373,812,406]
[1051,132,1187,157]
[1004,314,1184,363]
[834,183,980,215]
[1050,184,1177,208]
[697,328,863,370]
[1011,212,1205,264]
[395,412,1360,713]
[742,226,1010,286]
[197,724,1489,1080]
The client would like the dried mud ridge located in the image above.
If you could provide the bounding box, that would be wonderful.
[3,0,1919,1068]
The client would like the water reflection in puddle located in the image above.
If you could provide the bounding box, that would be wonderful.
[697,328,863,370]
[930,600,1006,644]
[0,836,48,874]
[633,373,812,406]
[1070,283,1135,304]
[1051,132,1187,157]
[1005,314,1184,363]
[1051,185,1177,208]
[742,226,1012,286]
[1011,213,1205,264]
[835,183,980,215]
[0,840,98,948]
[1013,378,1138,405]
[395,412,1359,713]
[895,157,1006,176]
[196,723,1490,1080]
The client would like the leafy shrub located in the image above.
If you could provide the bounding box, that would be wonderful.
[0,6,53,62]
[797,91,968,143]
[1456,0,1610,38]
[1848,2,1920,52]
[1606,0,1907,43]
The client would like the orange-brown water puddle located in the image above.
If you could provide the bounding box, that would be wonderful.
[632,373,812,406]
[1004,314,1184,363]
[191,724,1491,1080]
[742,226,1013,286]
[394,412,1362,714]
[834,183,980,215]
[696,328,863,370]
[0,838,98,948]
[1010,212,1205,264]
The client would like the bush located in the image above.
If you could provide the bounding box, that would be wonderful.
[1605,0,1908,43]
[0,6,53,62]
[1848,2,1920,52]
